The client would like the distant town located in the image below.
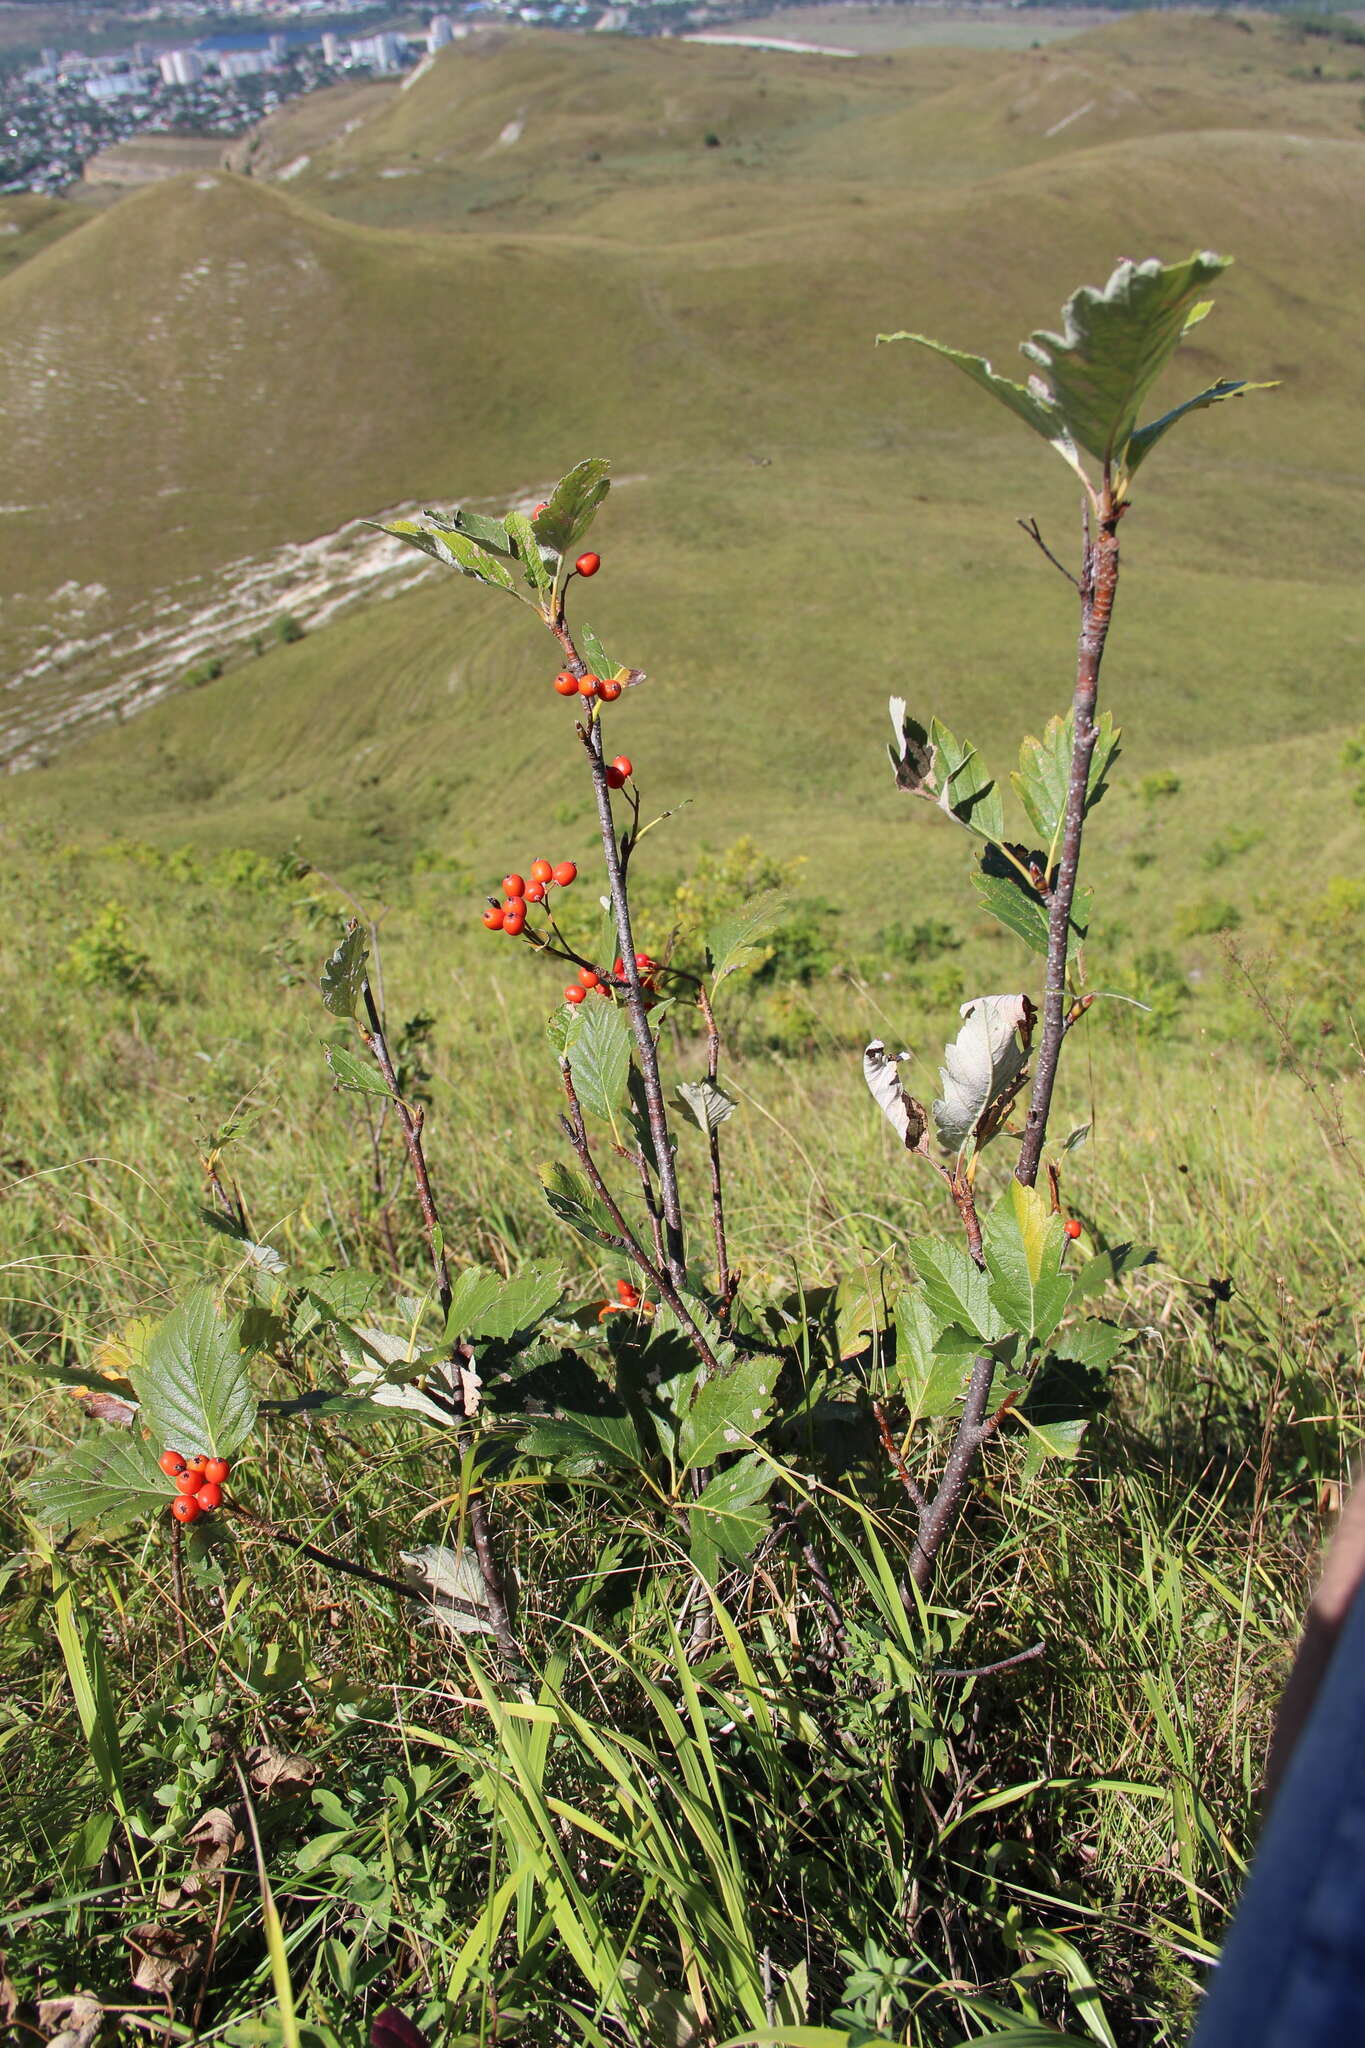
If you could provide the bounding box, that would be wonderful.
[0,0,710,193]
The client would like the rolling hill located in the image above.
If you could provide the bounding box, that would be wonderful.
[0,12,1360,929]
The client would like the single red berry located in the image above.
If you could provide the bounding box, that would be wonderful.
[187,1454,208,1473]
[196,1483,222,1511]
[159,1450,186,1477]
[613,957,625,977]
[597,1301,625,1322]
[175,1469,201,1495]
[553,860,577,887]
[564,985,586,1005]
[1064,1218,1083,1240]
[606,767,626,789]
[502,873,526,899]
[554,671,579,697]
[482,904,505,931]
[532,501,549,517]
[575,552,600,577]
[634,950,654,969]
[204,1458,230,1484]
[597,676,622,702]
[524,880,546,903]
[502,902,527,937]
[612,756,633,780]
[577,674,599,698]
[530,858,553,885]
[578,967,600,989]
[171,1497,201,1525]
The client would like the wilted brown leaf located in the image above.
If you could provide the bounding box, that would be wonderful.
[37,1990,103,2047]
[126,1920,203,1998]
[245,1744,320,1797]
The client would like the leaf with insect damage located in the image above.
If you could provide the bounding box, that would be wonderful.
[863,1041,930,1155]
[933,993,1032,1155]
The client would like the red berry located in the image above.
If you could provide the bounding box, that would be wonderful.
[482,904,505,931]
[204,1458,230,1484]
[171,1497,201,1525]
[575,552,600,577]
[530,859,553,885]
[553,861,577,887]
[554,671,579,697]
[577,675,599,698]
[1064,1218,1083,1240]
[597,1301,625,1322]
[196,1483,222,1511]
[613,957,625,977]
[606,767,626,789]
[175,1469,201,1495]
[524,880,546,904]
[612,757,633,780]
[532,501,549,517]
[578,967,600,989]
[159,1450,186,1477]
[503,873,526,899]
[502,902,527,937]
[616,1279,638,1303]
[564,985,586,1005]
[187,1454,208,1472]
[597,676,622,702]
[634,950,654,969]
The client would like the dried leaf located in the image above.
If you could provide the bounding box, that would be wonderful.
[888,697,934,793]
[371,2010,431,2048]
[186,1805,244,1871]
[245,1746,320,1797]
[72,1391,136,1426]
[863,1040,930,1154]
[932,994,1032,1154]
[401,1545,494,1636]
[37,1994,103,2048]
[126,1921,204,1998]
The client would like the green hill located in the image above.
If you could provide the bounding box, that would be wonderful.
[0,13,1360,927]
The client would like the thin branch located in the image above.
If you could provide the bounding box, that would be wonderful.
[1016,481,1123,1191]
[170,1516,188,1661]
[872,1398,929,1514]
[933,1640,1045,1681]
[696,980,734,1314]
[356,971,520,1667]
[909,1352,1000,1591]
[228,1502,462,1613]
[1018,516,1080,591]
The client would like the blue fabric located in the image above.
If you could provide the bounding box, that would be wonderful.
[1192,1577,1365,2046]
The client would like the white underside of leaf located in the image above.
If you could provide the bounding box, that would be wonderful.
[932,994,1030,1154]
[863,1040,928,1152]
[401,1544,494,1635]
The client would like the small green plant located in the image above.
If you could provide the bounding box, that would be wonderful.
[275,613,305,645]
[59,902,156,993]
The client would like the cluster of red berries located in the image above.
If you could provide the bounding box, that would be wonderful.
[160,1449,231,1525]
[597,1277,655,1323]
[483,858,578,935]
[563,950,660,1006]
[553,671,623,702]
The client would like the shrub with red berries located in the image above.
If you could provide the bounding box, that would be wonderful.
[160,1448,233,1527]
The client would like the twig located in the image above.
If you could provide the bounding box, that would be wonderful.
[170,1516,188,1661]
[227,1501,479,1616]
[1018,516,1080,591]
[356,971,520,1667]
[872,1398,928,1514]
[933,1640,1045,1680]
[696,981,735,1314]
[909,1352,1002,1591]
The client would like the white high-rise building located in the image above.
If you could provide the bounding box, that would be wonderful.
[350,32,407,71]
[322,32,344,65]
[158,49,204,85]
[428,14,454,50]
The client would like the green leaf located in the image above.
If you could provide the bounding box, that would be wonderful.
[443,1266,505,1339]
[565,996,631,1123]
[518,1410,646,1477]
[540,1161,618,1250]
[446,508,516,556]
[674,1080,737,1135]
[467,1263,564,1343]
[505,509,552,602]
[537,458,612,557]
[132,1289,258,1461]
[1013,711,1122,860]
[981,1181,1072,1345]
[1127,377,1277,477]
[878,329,1081,481]
[678,1356,778,1470]
[972,870,1050,956]
[1022,252,1232,475]
[707,893,785,988]
[930,719,1004,842]
[1018,1414,1089,1483]
[380,518,520,594]
[324,1044,389,1098]
[24,1432,171,1535]
[907,1237,1007,1345]
[1075,1241,1157,1300]
[688,1453,776,1579]
[1047,1318,1130,1372]
[297,1269,386,1329]
[320,927,369,1019]
[893,1291,976,1423]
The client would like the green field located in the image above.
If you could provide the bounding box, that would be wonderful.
[1,15,1364,2046]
